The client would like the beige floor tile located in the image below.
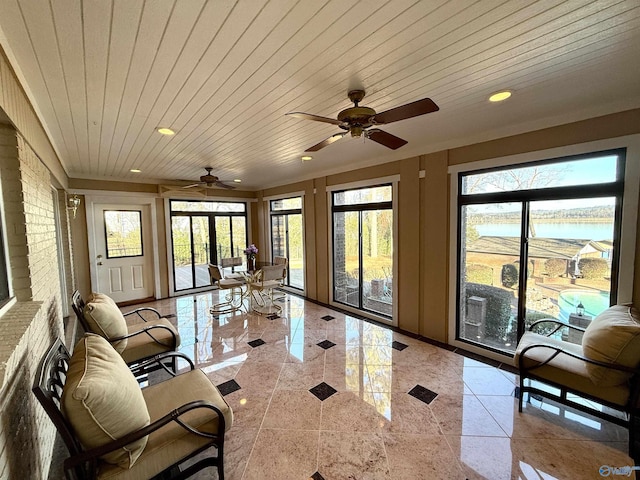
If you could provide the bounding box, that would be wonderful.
[320,391,384,433]
[242,429,319,480]
[233,359,282,393]
[376,390,442,435]
[430,394,508,437]
[384,433,466,480]
[318,431,391,480]
[461,366,517,396]
[262,389,321,430]
[276,362,324,390]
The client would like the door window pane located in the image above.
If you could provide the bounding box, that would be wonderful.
[459,203,520,352]
[287,214,304,289]
[105,210,143,258]
[362,210,393,317]
[215,217,231,260]
[526,198,615,343]
[192,216,210,288]
[172,216,192,290]
[334,211,360,308]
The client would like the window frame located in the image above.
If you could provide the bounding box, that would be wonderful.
[448,136,640,362]
[103,209,144,259]
[326,176,399,325]
[268,195,305,292]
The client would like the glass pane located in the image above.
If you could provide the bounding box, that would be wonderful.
[334,211,360,307]
[171,200,245,213]
[271,215,287,258]
[215,217,231,261]
[459,203,521,353]
[288,214,304,289]
[172,216,192,290]
[333,185,392,206]
[231,216,247,259]
[271,197,302,210]
[104,210,143,258]
[461,155,618,195]
[192,216,210,288]
[362,209,393,317]
[526,198,615,344]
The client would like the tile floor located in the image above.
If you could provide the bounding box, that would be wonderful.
[133,291,635,479]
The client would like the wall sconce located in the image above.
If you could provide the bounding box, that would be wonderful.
[67,194,81,219]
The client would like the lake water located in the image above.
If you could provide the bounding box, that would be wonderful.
[475,223,612,240]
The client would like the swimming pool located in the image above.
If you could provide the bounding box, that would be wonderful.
[558,290,610,322]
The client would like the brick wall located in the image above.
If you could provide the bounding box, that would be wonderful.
[0,126,64,480]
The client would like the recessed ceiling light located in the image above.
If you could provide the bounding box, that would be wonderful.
[157,127,175,135]
[130,168,141,173]
[488,90,512,102]
[301,156,313,161]
[233,179,242,183]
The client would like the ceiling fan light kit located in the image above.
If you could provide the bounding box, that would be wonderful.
[287,89,439,152]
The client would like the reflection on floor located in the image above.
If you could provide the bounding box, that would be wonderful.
[129,291,634,480]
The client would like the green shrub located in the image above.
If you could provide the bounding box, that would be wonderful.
[545,258,566,277]
[464,283,514,339]
[501,264,518,288]
[465,264,493,285]
[578,257,609,279]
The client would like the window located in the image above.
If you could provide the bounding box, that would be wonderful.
[104,210,143,258]
[169,200,248,292]
[456,150,624,355]
[332,184,394,319]
[270,196,304,290]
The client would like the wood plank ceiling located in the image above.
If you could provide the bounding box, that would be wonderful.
[0,0,639,190]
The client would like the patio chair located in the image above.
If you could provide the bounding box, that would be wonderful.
[209,264,245,314]
[33,334,233,480]
[220,256,245,281]
[71,290,180,377]
[247,264,285,315]
[515,304,640,462]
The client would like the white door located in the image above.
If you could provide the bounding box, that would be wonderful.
[91,203,154,303]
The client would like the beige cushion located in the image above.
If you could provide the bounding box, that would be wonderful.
[97,369,233,480]
[83,293,128,352]
[120,318,180,364]
[514,331,630,406]
[582,305,640,386]
[62,334,150,469]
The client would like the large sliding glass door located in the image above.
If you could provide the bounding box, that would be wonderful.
[332,185,394,319]
[270,197,304,290]
[457,151,624,355]
[170,200,248,292]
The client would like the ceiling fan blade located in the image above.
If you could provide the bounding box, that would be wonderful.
[373,98,439,124]
[213,180,236,190]
[181,183,201,189]
[366,129,407,150]
[305,132,346,152]
[286,112,343,126]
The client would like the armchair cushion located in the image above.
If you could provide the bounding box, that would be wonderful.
[120,318,180,364]
[515,331,630,406]
[83,293,128,352]
[582,305,640,386]
[98,369,233,480]
[62,333,150,469]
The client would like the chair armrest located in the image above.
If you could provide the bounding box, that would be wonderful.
[123,307,163,322]
[518,343,640,375]
[109,324,178,349]
[129,352,194,377]
[528,318,586,336]
[64,399,227,473]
